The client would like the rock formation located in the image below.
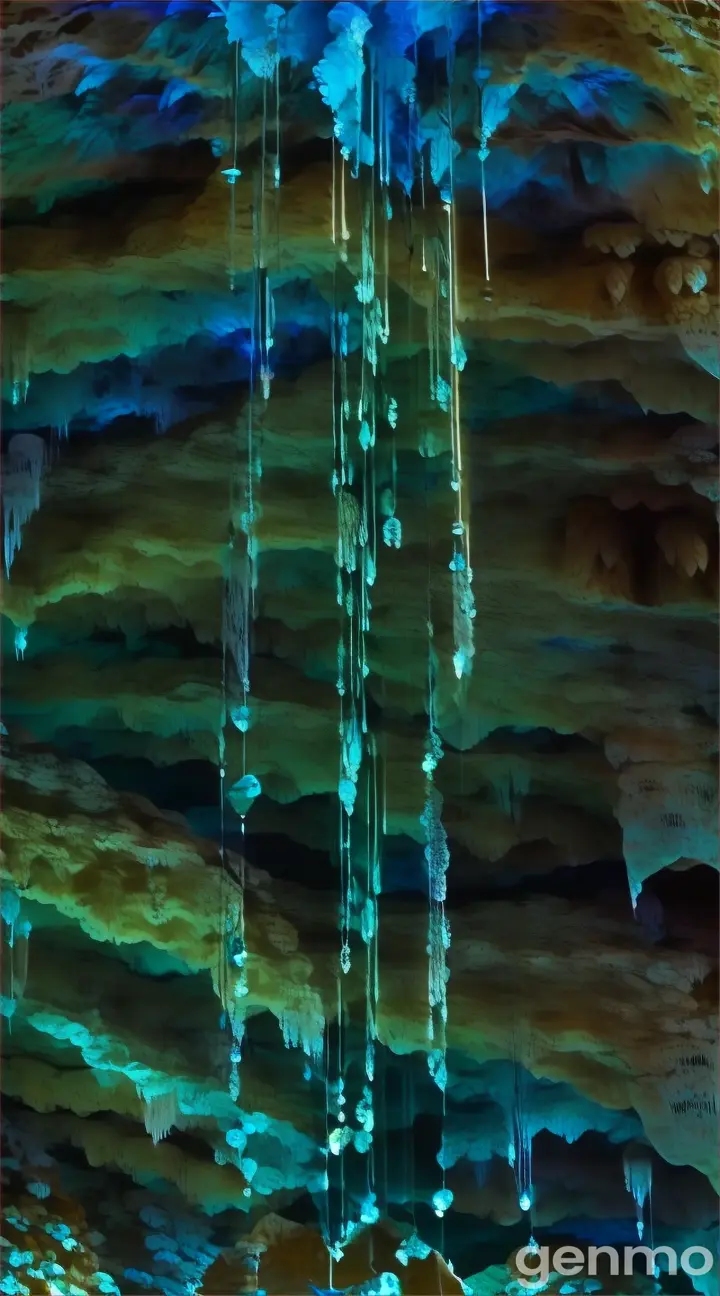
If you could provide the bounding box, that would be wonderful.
[1,1,718,1294]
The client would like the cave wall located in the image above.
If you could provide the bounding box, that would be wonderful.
[1,2,718,1294]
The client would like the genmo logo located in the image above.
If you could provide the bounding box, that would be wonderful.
[514,1243,717,1290]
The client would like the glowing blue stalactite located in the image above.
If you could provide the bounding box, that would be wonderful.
[228,773,262,814]
[14,628,28,661]
[623,1147,653,1240]
[1,888,20,944]
[223,38,242,290]
[314,4,373,177]
[476,78,518,298]
[510,1058,534,1217]
[445,192,475,685]
[432,1187,454,1219]
[0,889,30,1020]
[199,4,515,1263]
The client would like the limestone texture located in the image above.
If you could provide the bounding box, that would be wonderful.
[1,1,718,1294]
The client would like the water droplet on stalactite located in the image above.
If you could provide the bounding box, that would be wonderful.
[623,1147,652,1239]
[241,1156,258,1185]
[451,335,467,371]
[433,376,451,412]
[359,420,374,451]
[338,777,357,816]
[229,938,247,968]
[360,898,376,944]
[228,773,262,817]
[14,628,28,661]
[432,1187,454,1218]
[231,704,251,732]
[359,1192,379,1225]
[365,552,376,587]
[382,516,402,549]
[519,1189,533,1212]
[629,876,643,910]
[329,1125,352,1156]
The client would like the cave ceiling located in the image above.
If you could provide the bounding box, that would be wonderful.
[0,1,718,1294]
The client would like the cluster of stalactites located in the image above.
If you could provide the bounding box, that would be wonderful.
[3,433,46,577]
[623,1145,653,1240]
[0,885,32,1022]
[141,1089,178,1146]
[279,996,326,1065]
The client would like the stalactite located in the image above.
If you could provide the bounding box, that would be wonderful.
[509,1058,534,1214]
[13,920,31,1001]
[445,185,475,685]
[14,627,28,661]
[142,1091,178,1146]
[1,887,22,1017]
[421,624,450,1076]
[476,79,519,301]
[623,1145,653,1240]
[3,433,46,576]
[222,38,242,289]
[224,547,251,696]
